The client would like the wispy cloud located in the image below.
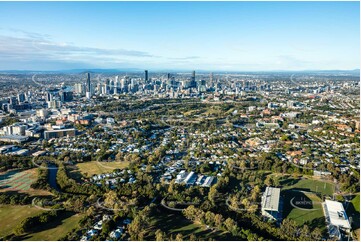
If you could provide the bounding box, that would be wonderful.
[0,28,161,69]
[0,29,211,70]
[169,56,200,60]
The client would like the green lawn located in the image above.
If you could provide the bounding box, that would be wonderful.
[0,205,43,238]
[23,212,84,241]
[282,177,335,196]
[282,190,326,231]
[0,169,52,196]
[70,161,130,178]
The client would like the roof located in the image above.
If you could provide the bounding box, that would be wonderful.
[44,128,76,133]
[0,135,28,141]
[324,200,351,229]
[262,187,280,212]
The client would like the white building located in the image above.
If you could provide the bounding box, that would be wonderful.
[261,187,281,220]
[322,199,351,240]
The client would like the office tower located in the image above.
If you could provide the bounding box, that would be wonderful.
[190,70,196,88]
[74,83,85,95]
[45,92,53,102]
[144,70,148,81]
[86,73,91,92]
[86,73,91,99]
[60,91,73,102]
[17,93,25,103]
[48,100,61,109]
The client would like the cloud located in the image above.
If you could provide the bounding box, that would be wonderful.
[169,56,200,60]
[0,28,161,69]
[0,29,211,70]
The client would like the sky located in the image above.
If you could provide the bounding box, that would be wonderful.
[0,1,359,71]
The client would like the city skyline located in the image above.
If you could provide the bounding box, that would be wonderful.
[0,1,359,71]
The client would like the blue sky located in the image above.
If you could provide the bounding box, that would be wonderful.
[0,1,359,71]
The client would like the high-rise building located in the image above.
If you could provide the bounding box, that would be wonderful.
[86,73,91,92]
[74,83,85,95]
[45,92,53,102]
[60,91,73,102]
[86,73,91,99]
[144,70,149,81]
[17,93,25,103]
[189,70,196,88]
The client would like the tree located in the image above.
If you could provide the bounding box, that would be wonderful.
[299,224,310,240]
[251,185,260,201]
[189,234,197,241]
[264,176,273,187]
[273,176,280,187]
[214,214,224,229]
[205,211,215,226]
[175,233,184,241]
[230,195,240,210]
[311,227,322,241]
[86,206,96,217]
[155,229,166,241]
[104,190,120,210]
[224,218,239,236]
[281,218,297,239]
[208,185,218,205]
[115,151,124,162]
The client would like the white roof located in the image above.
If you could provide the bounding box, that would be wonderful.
[324,200,351,229]
[262,187,280,211]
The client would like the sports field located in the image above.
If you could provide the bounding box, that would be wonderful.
[0,205,43,238]
[0,169,36,192]
[282,190,325,230]
[281,177,335,196]
[0,168,51,196]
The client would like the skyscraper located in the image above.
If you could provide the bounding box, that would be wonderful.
[189,70,196,88]
[86,73,91,92]
[45,92,53,102]
[86,73,91,99]
[144,70,148,81]
[17,93,25,103]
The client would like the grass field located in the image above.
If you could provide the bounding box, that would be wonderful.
[23,212,84,241]
[0,169,51,196]
[70,161,130,178]
[281,177,335,196]
[282,190,325,231]
[0,205,43,238]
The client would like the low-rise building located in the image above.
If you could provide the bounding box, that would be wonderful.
[261,187,281,221]
[322,199,351,240]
